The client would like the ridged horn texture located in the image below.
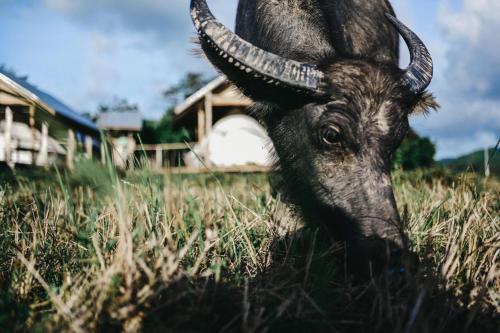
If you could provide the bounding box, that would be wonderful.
[385,13,433,95]
[190,0,328,97]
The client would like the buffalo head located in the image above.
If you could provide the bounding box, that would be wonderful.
[190,0,437,273]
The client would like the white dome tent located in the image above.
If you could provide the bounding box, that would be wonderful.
[172,76,277,172]
[184,114,275,168]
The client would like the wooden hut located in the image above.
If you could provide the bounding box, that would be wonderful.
[172,76,274,171]
[96,110,142,169]
[0,69,100,169]
[174,76,252,142]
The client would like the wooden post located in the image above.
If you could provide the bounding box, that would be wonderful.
[155,146,162,170]
[111,138,118,167]
[29,105,36,165]
[36,122,49,167]
[204,93,213,167]
[197,106,205,142]
[4,106,13,167]
[66,129,76,170]
[205,92,213,137]
[127,133,136,170]
[100,142,106,165]
[484,147,490,178]
[196,106,207,165]
[85,135,93,160]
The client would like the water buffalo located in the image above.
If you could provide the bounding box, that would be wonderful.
[190,0,437,273]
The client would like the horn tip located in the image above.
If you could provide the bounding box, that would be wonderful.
[190,0,214,29]
[384,13,399,26]
[385,12,434,95]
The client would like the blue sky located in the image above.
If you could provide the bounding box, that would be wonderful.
[1,0,498,159]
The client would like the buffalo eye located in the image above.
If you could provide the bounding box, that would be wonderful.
[320,125,341,146]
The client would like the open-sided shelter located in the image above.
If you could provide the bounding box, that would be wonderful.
[96,110,143,169]
[0,69,100,168]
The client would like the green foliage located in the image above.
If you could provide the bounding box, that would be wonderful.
[440,147,500,176]
[69,159,115,193]
[393,129,436,170]
[139,109,192,144]
[0,65,28,81]
[163,72,212,106]
[138,72,213,144]
[98,97,139,114]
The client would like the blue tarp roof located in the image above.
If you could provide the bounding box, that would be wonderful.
[97,111,143,131]
[0,69,99,133]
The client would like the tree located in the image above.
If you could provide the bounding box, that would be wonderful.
[393,129,436,170]
[163,72,212,106]
[139,109,192,144]
[139,72,212,144]
[0,65,27,81]
[98,97,139,114]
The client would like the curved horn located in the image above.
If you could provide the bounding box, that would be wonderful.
[385,14,433,95]
[190,0,328,98]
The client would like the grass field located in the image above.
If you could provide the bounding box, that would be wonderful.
[0,162,499,333]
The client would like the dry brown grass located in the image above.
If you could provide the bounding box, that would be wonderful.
[0,165,498,332]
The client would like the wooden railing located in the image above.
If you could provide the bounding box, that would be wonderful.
[1,104,269,174]
[133,143,271,174]
[133,142,193,170]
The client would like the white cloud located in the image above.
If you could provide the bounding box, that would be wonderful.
[411,97,500,158]
[43,0,237,41]
[36,0,238,118]
[91,33,118,54]
[29,0,500,155]
[415,0,500,158]
[45,0,79,12]
[433,131,498,159]
[438,0,500,97]
[439,0,500,42]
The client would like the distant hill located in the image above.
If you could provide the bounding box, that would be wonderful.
[439,147,500,176]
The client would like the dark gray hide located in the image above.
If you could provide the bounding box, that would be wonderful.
[236,0,398,64]
[190,0,436,273]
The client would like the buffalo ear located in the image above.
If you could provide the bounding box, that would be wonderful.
[411,92,439,115]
